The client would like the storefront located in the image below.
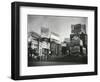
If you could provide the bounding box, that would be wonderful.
[28,32,40,61]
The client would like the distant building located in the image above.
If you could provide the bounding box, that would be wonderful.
[50,32,61,56]
[41,27,50,57]
[63,38,70,52]
[71,24,86,34]
[70,24,87,56]
[64,38,70,43]
[28,31,40,50]
[81,24,86,34]
[28,31,40,60]
[61,42,66,47]
[50,32,61,44]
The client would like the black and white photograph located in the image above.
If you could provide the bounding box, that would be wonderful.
[11,2,97,80]
[27,15,88,66]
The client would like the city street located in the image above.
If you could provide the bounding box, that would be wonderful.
[28,55,87,66]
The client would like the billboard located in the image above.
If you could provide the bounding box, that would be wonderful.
[41,27,50,38]
[71,24,86,34]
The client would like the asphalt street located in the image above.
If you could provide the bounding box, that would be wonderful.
[28,55,87,66]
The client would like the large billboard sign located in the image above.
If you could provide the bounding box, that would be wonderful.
[41,27,49,38]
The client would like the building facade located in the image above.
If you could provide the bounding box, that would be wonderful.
[28,31,40,62]
[50,32,61,56]
[70,24,87,56]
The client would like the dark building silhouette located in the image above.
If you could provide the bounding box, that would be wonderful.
[70,24,87,56]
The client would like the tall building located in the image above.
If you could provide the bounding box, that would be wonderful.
[28,31,40,61]
[28,31,40,51]
[40,26,50,57]
[71,24,86,34]
[81,24,86,34]
[70,24,87,56]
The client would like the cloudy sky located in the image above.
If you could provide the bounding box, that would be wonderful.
[27,15,87,41]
